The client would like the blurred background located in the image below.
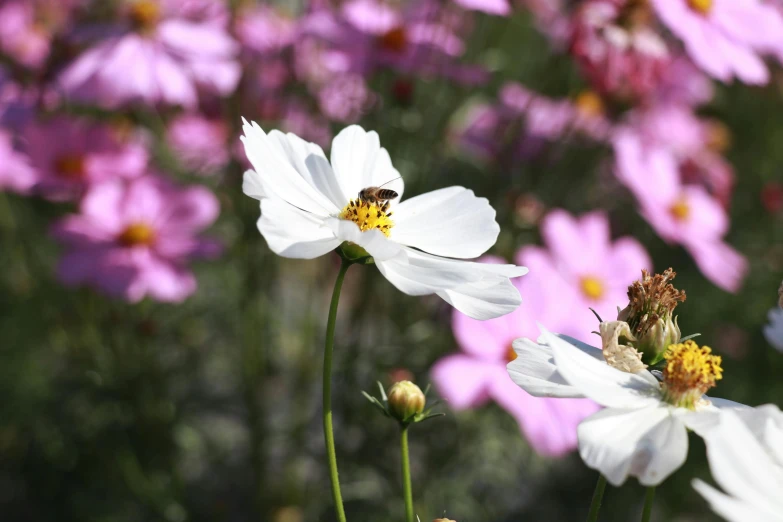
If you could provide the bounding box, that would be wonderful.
[1,0,783,520]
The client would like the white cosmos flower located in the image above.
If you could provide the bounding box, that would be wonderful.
[693,407,783,522]
[240,119,527,320]
[763,307,783,352]
[507,329,745,486]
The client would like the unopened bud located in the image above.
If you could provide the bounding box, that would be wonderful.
[637,314,681,364]
[387,381,425,422]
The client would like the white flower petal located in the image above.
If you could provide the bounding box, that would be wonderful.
[543,329,661,409]
[700,411,783,519]
[391,187,500,258]
[507,335,603,398]
[692,480,778,522]
[733,404,783,467]
[578,406,687,486]
[374,246,485,296]
[330,125,404,203]
[763,307,783,352]
[324,217,403,262]
[258,198,340,259]
[243,169,267,200]
[241,119,338,216]
[437,273,521,320]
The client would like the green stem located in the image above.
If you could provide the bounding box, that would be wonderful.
[586,474,607,522]
[400,427,414,522]
[641,486,656,522]
[323,259,351,522]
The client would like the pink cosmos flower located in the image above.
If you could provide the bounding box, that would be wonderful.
[649,0,783,84]
[58,0,240,108]
[432,257,601,457]
[317,74,375,123]
[23,117,148,201]
[614,128,747,292]
[236,6,297,55]
[166,113,229,176]
[0,1,50,69]
[52,176,220,303]
[0,129,35,194]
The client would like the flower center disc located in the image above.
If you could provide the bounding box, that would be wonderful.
[129,0,161,32]
[662,340,723,408]
[506,344,518,363]
[574,91,604,118]
[378,26,407,53]
[118,223,156,247]
[55,154,86,180]
[581,276,605,300]
[339,198,394,237]
[669,198,690,221]
[687,0,712,15]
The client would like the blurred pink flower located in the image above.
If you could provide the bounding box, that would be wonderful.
[516,210,652,343]
[52,176,220,303]
[653,57,714,107]
[236,6,297,54]
[649,0,783,84]
[614,129,747,292]
[167,113,229,175]
[0,1,51,69]
[453,0,510,16]
[432,257,600,457]
[23,117,148,201]
[0,129,36,194]
[58,0,240,108]
[571,0,670,100]
[317,74,374,123]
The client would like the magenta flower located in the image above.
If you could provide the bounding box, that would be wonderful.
[166,113,229,176]
[52,176,220,303]
[432,259,600,457]
[517,209,652,342]
[0,1,50,70]
[58,0,240,108]
[614,129,747,292]
[0,129,35,194]
[236,6,297,55]
[649,0,783,84]
[23,117,148,201]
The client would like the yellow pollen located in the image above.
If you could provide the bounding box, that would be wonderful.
[687,0,712,15]
[129,0,161,32]
[662,340,723,408]
[118,223,156,247]
[55,154,86,180]
[581,276,605,300]
[339,198,394,237]
[506,345,518,363]
[574,91,604,118]
[378,26,407,53]
[669,199,690,221]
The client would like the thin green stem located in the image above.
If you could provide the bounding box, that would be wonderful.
[586,474,607,522]
[400,427,414,522]
[323,259,351,522]
[641,486,656,522]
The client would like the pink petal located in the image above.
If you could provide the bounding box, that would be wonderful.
[685,239,747,293]
[430,354,496,409]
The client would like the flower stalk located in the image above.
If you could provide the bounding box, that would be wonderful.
[586,474,607,522]
[323,258,351,522]
[641,486,656,522]
[400,426,414,522]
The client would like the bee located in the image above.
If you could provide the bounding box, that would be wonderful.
[357,177,401,204]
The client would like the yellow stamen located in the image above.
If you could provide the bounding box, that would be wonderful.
[662,340,722,409]
[378,26,407,53]
[687,0,712,15]
[574,91,604,118]
[55,154,86,180]
[581,276,604,300]
[670,199,690,221]
[118,223,155,247]
[129,0,161,32]
[339,198,394,237]
[507,345,518,363]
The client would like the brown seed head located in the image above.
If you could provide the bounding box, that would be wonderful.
[623,268,686,339]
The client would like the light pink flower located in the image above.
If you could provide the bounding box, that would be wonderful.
[166,113,229,175]
[23,117,148,201]
[614,129,747,292]
[432,258,600,457]
[236,6,297,54]
[453,0,510,16]
[58,0,240,108]
[0,1,50,69]
[516,210,652,343]
[649,0,783,84]
[0,129,36,194]
[317,74,375,123]
[52,176,220,303]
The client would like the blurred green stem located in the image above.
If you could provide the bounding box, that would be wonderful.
[324,259,350,522]
[641,486,655,522]
[586,474,607,522]
[400,426,414,522]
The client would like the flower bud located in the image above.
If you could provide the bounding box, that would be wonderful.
[636,314,681,364]
[387,381,425,422]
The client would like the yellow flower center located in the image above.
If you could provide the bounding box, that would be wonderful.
[118,223,156,247]
[129,0,161,32]
[662,340,723,409]
[581,276,605,300]
[507,344,518,363]
[54,154,85,180]
[669,198,690,221]
[378,26,407,53]
[339,198,394,237]
[687,0,712,15]
[574,91,604,118]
